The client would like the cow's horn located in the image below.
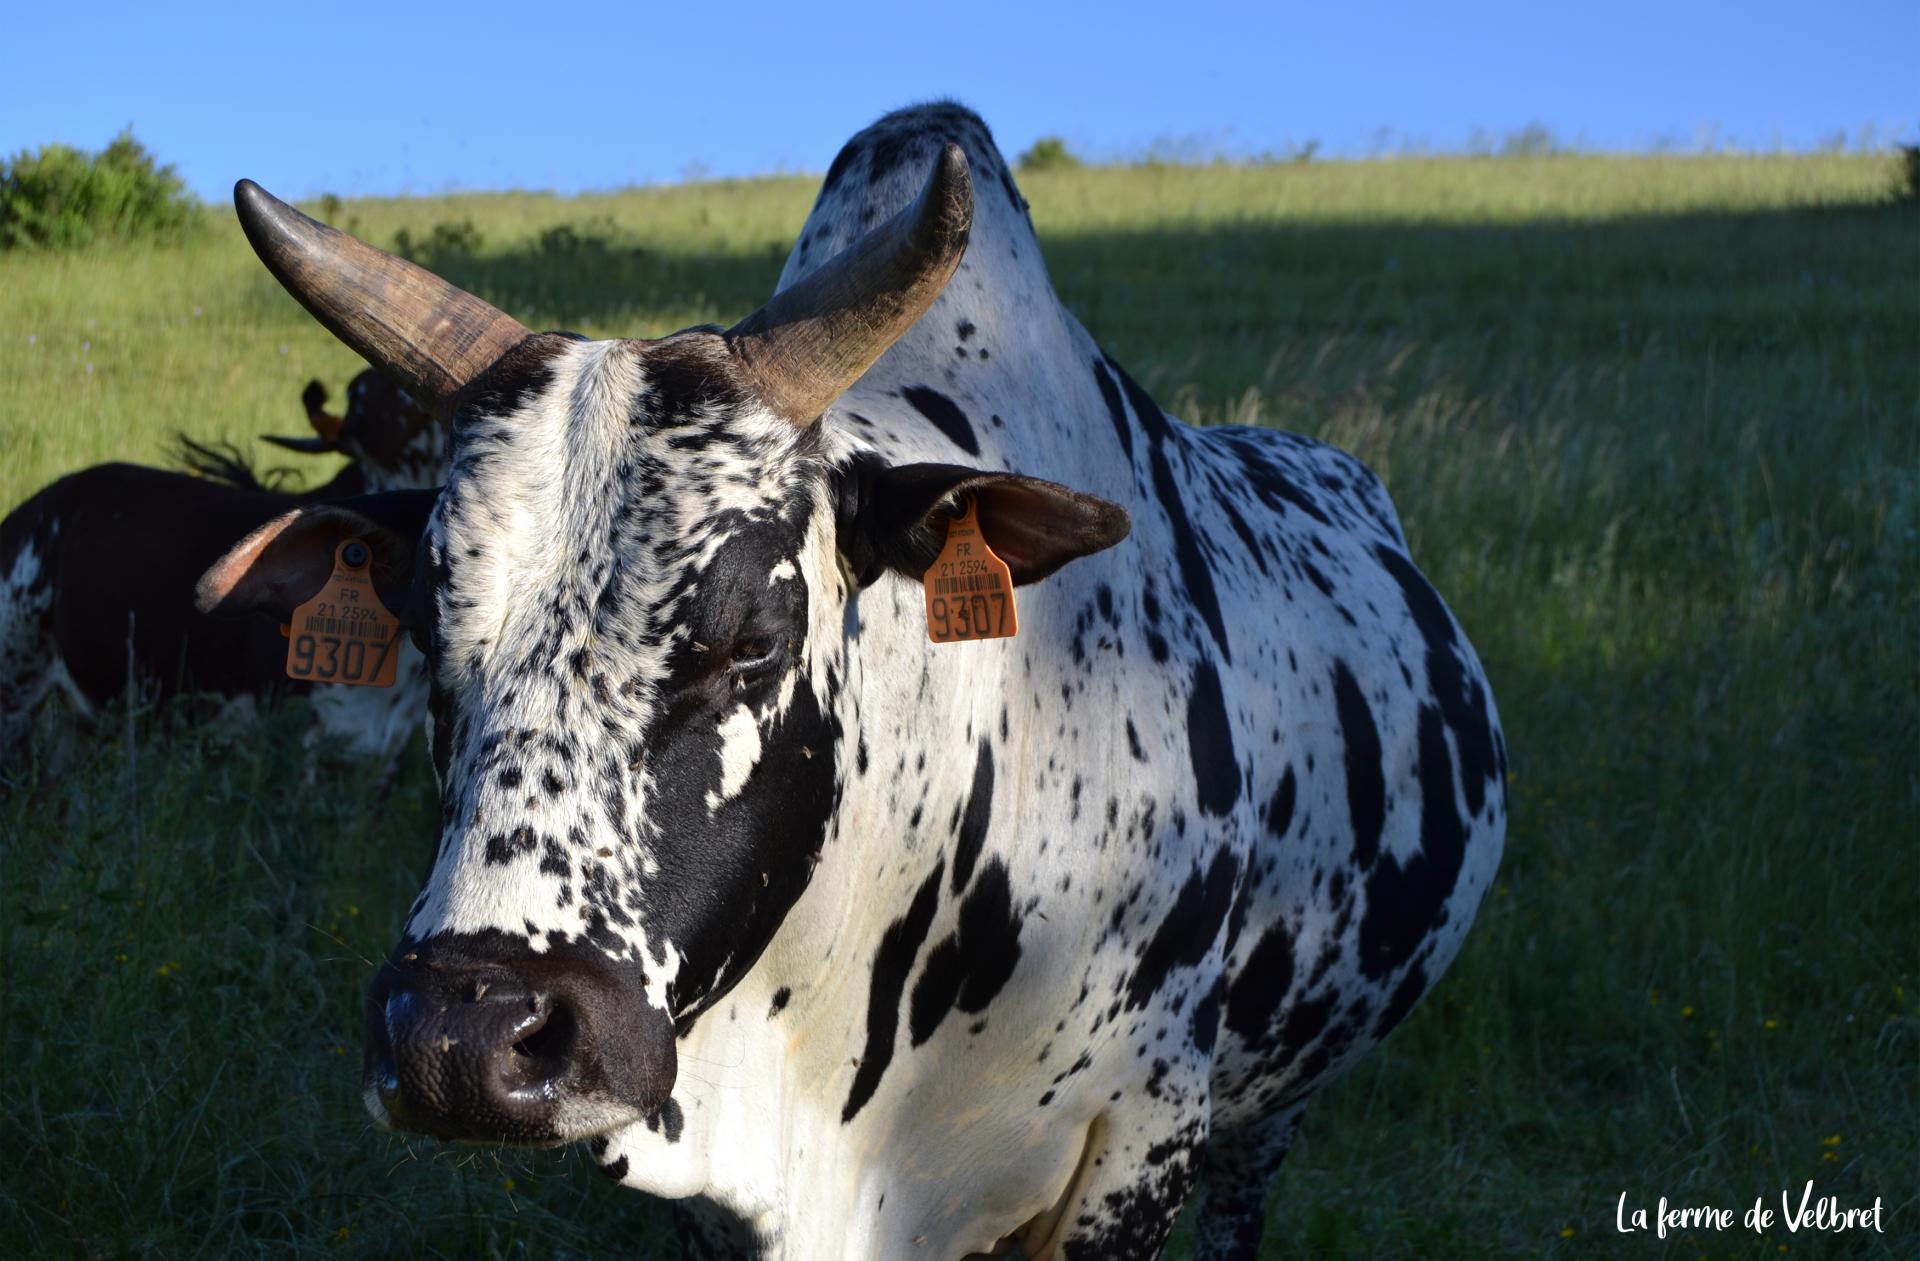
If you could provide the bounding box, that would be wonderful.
[728,143,973,425]
[233,180,531,408]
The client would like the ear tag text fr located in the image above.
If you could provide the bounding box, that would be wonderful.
[282,538,404,687]
[923,498,1018,644]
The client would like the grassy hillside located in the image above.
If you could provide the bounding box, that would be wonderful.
[2,152,1915,1259]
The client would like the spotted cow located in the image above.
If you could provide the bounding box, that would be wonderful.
[196,105,1505,1259]
[0,369,443,765]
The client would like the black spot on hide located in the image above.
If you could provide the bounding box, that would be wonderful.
[950,738,995,894]
[1375,544,1499,817]
[1225,923,1295,1043]
[908,858,1025,1046]
[1266,765,1298,840]
[1332,661,1385,866]
[1092,359,1134,462]
[901,386,980,456]
[1358,706,1468,979]
[1125,849,1237,1011]
[1187,660,1240,817]
[843,861,944,1123]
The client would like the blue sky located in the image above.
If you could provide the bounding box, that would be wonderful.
[3,0,1912,201]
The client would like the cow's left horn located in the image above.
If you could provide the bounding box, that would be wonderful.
[728,143,973,425]
[233,180,531,408]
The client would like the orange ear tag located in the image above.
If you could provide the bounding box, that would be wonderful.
[923,497,1018,644]
[307,407,345,442]
[282,539,404,687]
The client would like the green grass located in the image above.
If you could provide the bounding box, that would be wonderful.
[3,152,1916,1259]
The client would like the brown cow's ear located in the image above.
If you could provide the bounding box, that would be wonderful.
[846,462,1130,588]
[197,489,438,622]
[300,379,329,417]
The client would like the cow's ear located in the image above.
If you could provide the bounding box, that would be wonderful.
[197,489,438,623]
[843,461,1130,588]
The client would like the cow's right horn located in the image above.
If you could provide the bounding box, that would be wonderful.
[727,143,973,425]
[233,181,530,409]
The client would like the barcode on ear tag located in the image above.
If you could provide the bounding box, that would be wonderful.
[924,498,1018,644]
[285,539,404,687]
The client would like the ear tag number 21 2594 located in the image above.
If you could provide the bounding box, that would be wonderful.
[282,539,404,687]
[923,498,1018,644]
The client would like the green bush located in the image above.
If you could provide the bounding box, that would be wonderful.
[391,216,485,265]
[1498,122,1561,157]
[0,128,200,250]
[1899,144,1919,203]
[1017,136,1082,173]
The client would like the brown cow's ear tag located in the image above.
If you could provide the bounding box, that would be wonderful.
[283,539,404,687]
[307,406,344,442]
[923,497,1018,644]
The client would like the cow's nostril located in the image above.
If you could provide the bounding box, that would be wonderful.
[502,1000,576,1092]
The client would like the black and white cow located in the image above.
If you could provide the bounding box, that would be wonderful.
[197,106,1506,1259]
[0,370,443,763]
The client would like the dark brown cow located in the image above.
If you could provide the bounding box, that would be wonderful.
[0,371,442,764]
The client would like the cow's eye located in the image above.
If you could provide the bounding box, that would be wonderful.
[730,636,782,674]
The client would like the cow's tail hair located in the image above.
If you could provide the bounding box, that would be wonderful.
[171,434,301,493]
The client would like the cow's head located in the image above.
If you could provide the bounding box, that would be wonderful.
[269,368,441,490]
[197,148,1127,1150]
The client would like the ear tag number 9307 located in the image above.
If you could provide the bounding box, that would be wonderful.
[923,498,1018,644]
[282,538,403,687]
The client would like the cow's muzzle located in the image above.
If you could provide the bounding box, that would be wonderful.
[363,932,674,1144]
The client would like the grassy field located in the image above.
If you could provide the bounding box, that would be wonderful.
[2,152,1915,1259]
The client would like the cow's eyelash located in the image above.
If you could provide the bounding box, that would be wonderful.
[729,636,782,672]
